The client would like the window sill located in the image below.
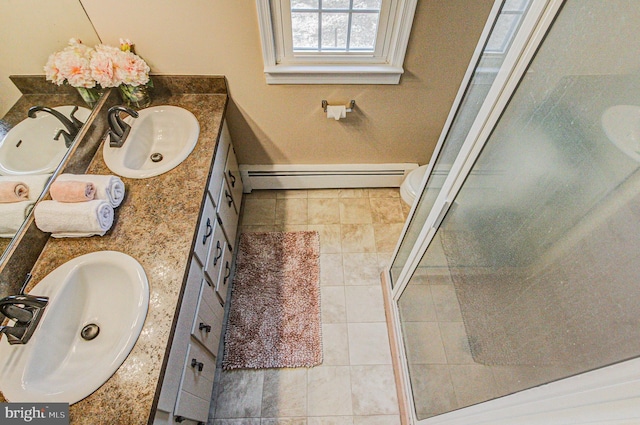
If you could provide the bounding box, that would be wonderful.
[263,64,404,84]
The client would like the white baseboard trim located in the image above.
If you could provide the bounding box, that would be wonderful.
[239,163,419,192]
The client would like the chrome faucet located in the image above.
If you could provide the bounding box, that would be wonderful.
[0,274,48,345]
[108,105,139,148]
[28,105,84,148]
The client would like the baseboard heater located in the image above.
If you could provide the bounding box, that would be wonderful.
[239,163,418,193]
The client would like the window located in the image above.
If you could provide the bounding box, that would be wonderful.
[256,0,418,84]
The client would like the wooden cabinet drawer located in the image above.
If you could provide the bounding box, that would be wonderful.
[191,279,224,356]
[216,243,233,304]
[224,146,243,213]
[208,122,231,205]
[174,342,216,423]
[193,195,216,265]
[216,179,239,249]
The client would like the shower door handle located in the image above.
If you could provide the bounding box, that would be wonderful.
[432,201,452,230]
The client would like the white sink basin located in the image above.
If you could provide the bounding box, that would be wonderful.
[601,104,640,162]
[0,105,91,176]
[103,105,200,179]
[0,251,149,404]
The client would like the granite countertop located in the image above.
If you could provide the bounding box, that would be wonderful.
[0,84,228,424]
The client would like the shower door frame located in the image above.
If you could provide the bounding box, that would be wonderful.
[385,0,640,423]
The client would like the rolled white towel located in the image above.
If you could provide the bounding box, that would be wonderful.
[55,174,125,207]
[0,174,52,201]
[34,199,114,238]
[0,201,34,237]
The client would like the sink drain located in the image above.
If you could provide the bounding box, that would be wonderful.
[81,324,100,341]
[150,153,163,162]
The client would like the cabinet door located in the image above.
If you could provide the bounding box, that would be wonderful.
[193,195,216,265]
[203,221,225,286]
[174,342,216,423]
[216,244,233,304]
[191,279,224,356]
[224,146,243,213]
[216,179,239,249]
[208,122,231,205]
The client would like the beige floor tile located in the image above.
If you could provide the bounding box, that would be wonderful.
[402,322,447,364]
[308,417,353,425]
[376,252,394,272]
[215,369,265,418]
[261,418,308,425]
[341,224,376,253]
[242,198,277,225]
[307,366,353,416]
[339,198,373,224]
[397,285,438,322]
[338,189,368,198]
[308,198,341,224]
[213,419,261,425]
[275,224,309,233]
[307,189,342,199]
[322,323,350,366]
[368,188,400,198]
[245,189,277,199]
[373,223,404,252]
[370,198,406,224]
[430,285,463,322]
[261,369,307,417]
[407,364,457,417]
[439,322,475,365]
[276,190,308,198]
[350,365,399,415]
[353,416,400,425]
[345,286,386,322]
[309,224,342,253]
[347,323,392,365]
[342,253,380,285]
[321,286,347,323]
[449,364,500,408]
[240,225,278,234]
[320,254,344,286]
[276,198,308,224]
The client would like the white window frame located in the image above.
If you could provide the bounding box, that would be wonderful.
[255,0,418,84]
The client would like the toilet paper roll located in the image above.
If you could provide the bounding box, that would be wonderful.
[326,105,347,121]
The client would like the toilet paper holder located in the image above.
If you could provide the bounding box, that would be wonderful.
[322,100,355,112]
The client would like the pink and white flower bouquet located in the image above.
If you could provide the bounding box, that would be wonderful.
[45,38,152,108]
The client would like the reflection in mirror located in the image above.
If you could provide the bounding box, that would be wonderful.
[0,0,100,258]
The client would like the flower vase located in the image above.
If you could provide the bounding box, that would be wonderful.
[76,87,102,108]
[118,84,152,109]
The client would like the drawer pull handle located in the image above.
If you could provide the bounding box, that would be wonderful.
[202,218,213,244]
[175,416,185,423]
[228,170,237,187]
[213,240,223,265]
[225,190,233,207]
[199,322,212,333]
[191,358,204,372]
[223,262,231,285]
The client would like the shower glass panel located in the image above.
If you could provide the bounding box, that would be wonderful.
[389,0,530,287]
[398,0,640,420]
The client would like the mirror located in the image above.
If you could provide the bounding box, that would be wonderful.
[0,0,101,256]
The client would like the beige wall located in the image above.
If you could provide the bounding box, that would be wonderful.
[0,0,100,116]
[79,0,493,166]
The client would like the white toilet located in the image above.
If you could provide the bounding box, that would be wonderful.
[400,164,429,206]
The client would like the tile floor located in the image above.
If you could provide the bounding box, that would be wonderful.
[209,188,410,425]
[399,235,578,420]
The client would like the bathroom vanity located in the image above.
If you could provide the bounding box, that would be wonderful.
[0,76,239,424]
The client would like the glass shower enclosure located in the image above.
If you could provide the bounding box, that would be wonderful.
[387,0,640,423]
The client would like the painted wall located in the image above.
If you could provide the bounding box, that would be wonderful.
[0,0,100,116]
[79,0,493,166]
